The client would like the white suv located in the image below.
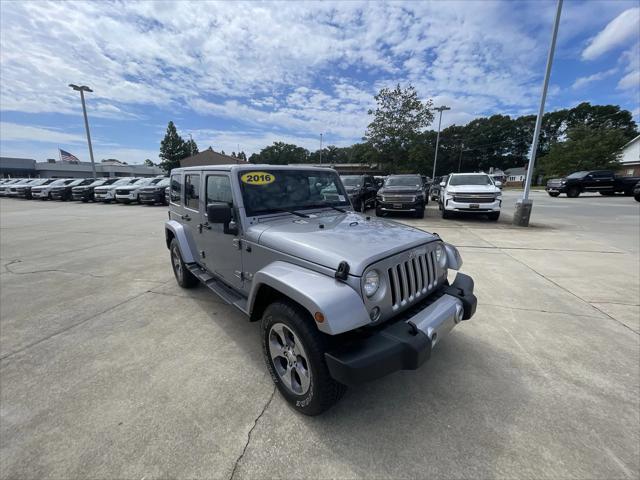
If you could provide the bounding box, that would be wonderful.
[439,173,502,221]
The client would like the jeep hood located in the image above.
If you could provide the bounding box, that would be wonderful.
[248,212,438,276]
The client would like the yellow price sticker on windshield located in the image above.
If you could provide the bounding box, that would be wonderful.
[241,172,275,185]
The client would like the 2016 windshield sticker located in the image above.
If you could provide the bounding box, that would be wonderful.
[241,172,275,185]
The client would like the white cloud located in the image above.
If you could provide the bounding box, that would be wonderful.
[572,68,617,89]
[0,122,85,144]
[582,8,640,60]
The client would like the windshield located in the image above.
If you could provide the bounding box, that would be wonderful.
[88,180,106,186]
[149,177,166,185]
[68,179,86,186]
[239,169,350,216]
[385,176,422,187]
[132,178,151,185]
[341,176,362,187]
[156,179,170,187]
[566,171,589,179]
[449,175,493,186]
[49,179,69,186]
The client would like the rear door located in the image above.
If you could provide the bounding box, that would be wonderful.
[197,173,244,291]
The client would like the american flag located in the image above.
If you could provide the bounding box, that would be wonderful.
[59,149,80,163]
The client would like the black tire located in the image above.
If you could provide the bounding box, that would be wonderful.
[635,194,640,202]
[414,207,425,218]
[375,207,384,217]
[359,200,366,213]
[548,192,560,197]
[566,187,580,198]
[81,199,88,203]
[441,208,451,219]
[488,211,500,221]
[261,300,346,416]
[169,238,198,288]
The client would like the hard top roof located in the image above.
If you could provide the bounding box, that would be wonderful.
[172,164,338,174]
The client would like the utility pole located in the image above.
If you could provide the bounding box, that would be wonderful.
[69,84,96,178]
[431,106,451,179]
[513,0,563,226]
[319,133,324,165]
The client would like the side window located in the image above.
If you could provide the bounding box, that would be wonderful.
[206,175,233,205]
[185,174,200,210]
[170,174,181,204]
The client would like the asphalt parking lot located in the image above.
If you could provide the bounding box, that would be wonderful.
[1,193,639,479]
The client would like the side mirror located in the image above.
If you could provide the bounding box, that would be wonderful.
[439,182,446,187]
[207,202,232,223]
[495,181,502,187]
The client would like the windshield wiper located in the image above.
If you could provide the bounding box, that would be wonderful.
[255,208,309,218]
[307,202,347,213]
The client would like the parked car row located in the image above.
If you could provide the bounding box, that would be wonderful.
[0,176,170,205]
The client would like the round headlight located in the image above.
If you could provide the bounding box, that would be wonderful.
[363,270,380,297]
[435,244,447,268]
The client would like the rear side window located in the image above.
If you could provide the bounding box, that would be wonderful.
[185,174,200,210]
[206,175,233,205]
[170,174,181,204]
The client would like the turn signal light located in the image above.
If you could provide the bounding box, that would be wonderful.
[314,312,325,323]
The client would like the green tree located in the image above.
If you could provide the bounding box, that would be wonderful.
[143,159,155,167]
[159,121,189,172]
[250,142,309,164]
[184,138,199,157]
[237,151,247,162]
[364,84,434,171]
[539,126,629,177]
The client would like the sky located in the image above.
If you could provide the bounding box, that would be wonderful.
[0,0,638,164]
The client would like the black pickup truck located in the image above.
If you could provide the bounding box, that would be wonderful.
[546,170,640,198]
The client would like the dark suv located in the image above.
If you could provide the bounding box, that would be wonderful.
[340,174,378,212]
[50,178,96,201]
[72,178,120,202]
[376,174,427,218]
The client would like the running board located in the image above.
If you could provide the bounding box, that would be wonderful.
[186,264,249,314]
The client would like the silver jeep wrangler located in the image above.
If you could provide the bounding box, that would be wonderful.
[165,165,477,415]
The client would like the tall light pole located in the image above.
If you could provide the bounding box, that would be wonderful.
[319,133,324,165]
[431,105,450,179]
[513,0,563,226]
[69,84,96,178]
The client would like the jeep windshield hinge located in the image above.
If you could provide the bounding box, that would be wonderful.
[335,261,350,281]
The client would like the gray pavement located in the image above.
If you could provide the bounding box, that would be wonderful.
[1,195,638,479]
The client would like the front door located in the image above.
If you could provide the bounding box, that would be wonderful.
[197,173,244,291]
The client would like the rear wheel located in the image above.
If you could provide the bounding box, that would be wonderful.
[566,187,580,198]
[548,192,560,197]
[261,300,346,416]
[170,239,198,288]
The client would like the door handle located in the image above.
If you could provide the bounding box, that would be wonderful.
[182,214,191,221]
[198,222,211,233]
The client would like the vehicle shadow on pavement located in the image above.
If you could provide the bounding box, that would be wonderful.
[282,331,527,479]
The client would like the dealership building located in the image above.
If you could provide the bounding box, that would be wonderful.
[0,157,164,178]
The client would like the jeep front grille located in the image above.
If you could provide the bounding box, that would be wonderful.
[387,250,438,308]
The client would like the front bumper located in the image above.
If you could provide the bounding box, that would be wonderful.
[325,272,476,386]
[72,191,91,201]
[377,198,424,212]
[545,185,566,193]
[443,197,501,212]
[95,191,114,201]
[115,192,137,202]
[139,192,165,204]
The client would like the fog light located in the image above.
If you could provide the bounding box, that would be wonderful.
[369,307,381,322]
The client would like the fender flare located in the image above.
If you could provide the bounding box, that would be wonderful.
[249,261,371,335]
[164,220,196,264]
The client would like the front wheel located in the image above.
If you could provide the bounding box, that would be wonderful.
[441,207,451,219]
[548,192,560,197]
[375,207,385,217]
[170,239,198,288]
[262,301,346,416]
[488,211,500,221]
[566,187,580,198]
[635,194,640,202]
[414,207,425,218]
